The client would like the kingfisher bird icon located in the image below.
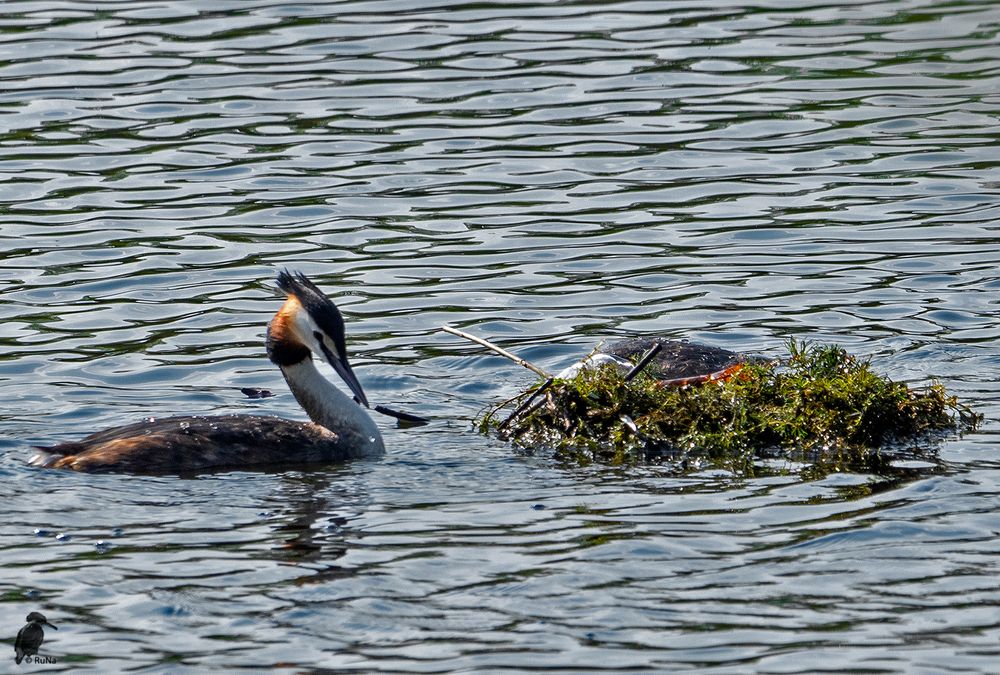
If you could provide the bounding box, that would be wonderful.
[14,612,57,665]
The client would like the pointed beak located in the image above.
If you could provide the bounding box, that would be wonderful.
[319,343,371,408]
[44,622,57,630]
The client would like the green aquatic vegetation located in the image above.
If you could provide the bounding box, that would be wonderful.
[480,340,981,476]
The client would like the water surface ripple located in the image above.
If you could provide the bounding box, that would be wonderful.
[1,1,998,671]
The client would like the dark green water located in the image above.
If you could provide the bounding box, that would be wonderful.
[1,1,998,671]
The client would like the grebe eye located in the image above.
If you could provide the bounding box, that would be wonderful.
[314,330,335,360]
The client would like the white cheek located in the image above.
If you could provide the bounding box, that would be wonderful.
[291,312,320,350]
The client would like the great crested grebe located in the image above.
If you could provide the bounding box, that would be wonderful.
[558,336,750,386]
[30,271,384,473]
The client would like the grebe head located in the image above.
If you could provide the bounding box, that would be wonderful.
[267,270,371,408]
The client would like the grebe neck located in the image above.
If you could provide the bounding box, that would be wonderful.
[280,358,384,455]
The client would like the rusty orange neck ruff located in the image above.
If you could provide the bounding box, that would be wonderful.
[266,295,311,366]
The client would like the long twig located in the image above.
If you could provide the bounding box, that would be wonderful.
[441,325,551,378]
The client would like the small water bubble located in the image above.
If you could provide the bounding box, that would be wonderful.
[531,504,546,510]
[33,528,51,537]
[111,528,125,537]
[258,511,272,518]
[55,533,71,542]
[95,540,112,554]
[24,589,40,600]
[322,523,340,533]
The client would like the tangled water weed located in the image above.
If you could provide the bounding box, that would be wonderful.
[481,340,982,477]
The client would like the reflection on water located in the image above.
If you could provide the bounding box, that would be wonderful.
[1,0,998,670]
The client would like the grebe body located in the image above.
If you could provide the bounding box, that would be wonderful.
[30,271,383,474]
[560,337,750,386]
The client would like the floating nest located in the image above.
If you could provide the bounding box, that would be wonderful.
[479,339,981,477]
